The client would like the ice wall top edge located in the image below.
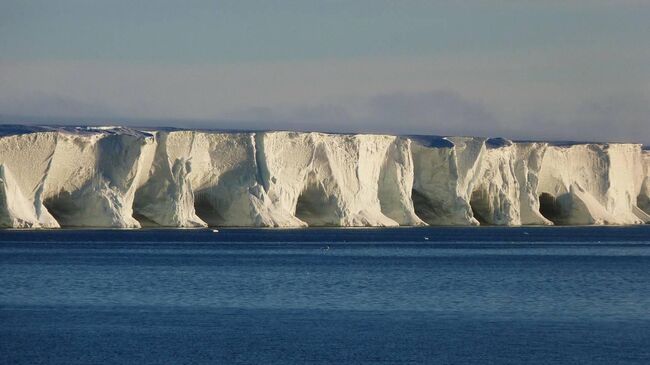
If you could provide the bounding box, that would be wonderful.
[0,124,153,138]
[0,124,646,149]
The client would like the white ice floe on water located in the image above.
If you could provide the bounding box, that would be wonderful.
[0,125,648,228]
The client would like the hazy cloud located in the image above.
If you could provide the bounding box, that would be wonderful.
[0,52,648,143]
[365,91,501,137]
[1,1,648,143]
[0,92,119,120]
[207,89,650,143]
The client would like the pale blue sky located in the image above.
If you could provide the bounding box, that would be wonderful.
[1,1,649,142]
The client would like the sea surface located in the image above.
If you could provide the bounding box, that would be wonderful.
[1,226,650,364]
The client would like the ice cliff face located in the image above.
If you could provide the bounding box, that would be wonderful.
[0,127,156,228]
[0,125,647,228]
[259,132,421,227]
[470,140,551,226]
[42,129,153,228]
[411,136,485,225]
[537,144,647,225]
[137,131,303,227]
[637,150,650,218]
[0,131,59,228]
[409,137,552,226]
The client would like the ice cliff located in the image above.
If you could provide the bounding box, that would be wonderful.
[636,149,650,218]
[0,125,648,228]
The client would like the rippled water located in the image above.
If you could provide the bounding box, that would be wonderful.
[2,227,650,364]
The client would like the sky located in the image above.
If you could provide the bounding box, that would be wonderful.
[0,0,649,143]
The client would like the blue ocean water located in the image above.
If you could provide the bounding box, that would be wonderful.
[1,226,650,364]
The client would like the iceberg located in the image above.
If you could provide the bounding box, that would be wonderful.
[0,125,647,228]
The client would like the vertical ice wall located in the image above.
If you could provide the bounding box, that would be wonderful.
[0,164,47,227]
[411,136,486,225]
[0,128,155,228]
[134,131,304,227]
[133,131,205,227]
[469,139,522,225]
[187,131,301,227]
[41,129,154,228]
[638,150,650,219]
[513,143,552,225]
[0,126,648,228]
[467,140,551,226]
[377,137,424,225]
[537,144,645,225]
[0,131,60,228]
[258,132,411,226]
[133,130,418,227]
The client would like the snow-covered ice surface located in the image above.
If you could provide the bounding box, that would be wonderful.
[0,125,648,228]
